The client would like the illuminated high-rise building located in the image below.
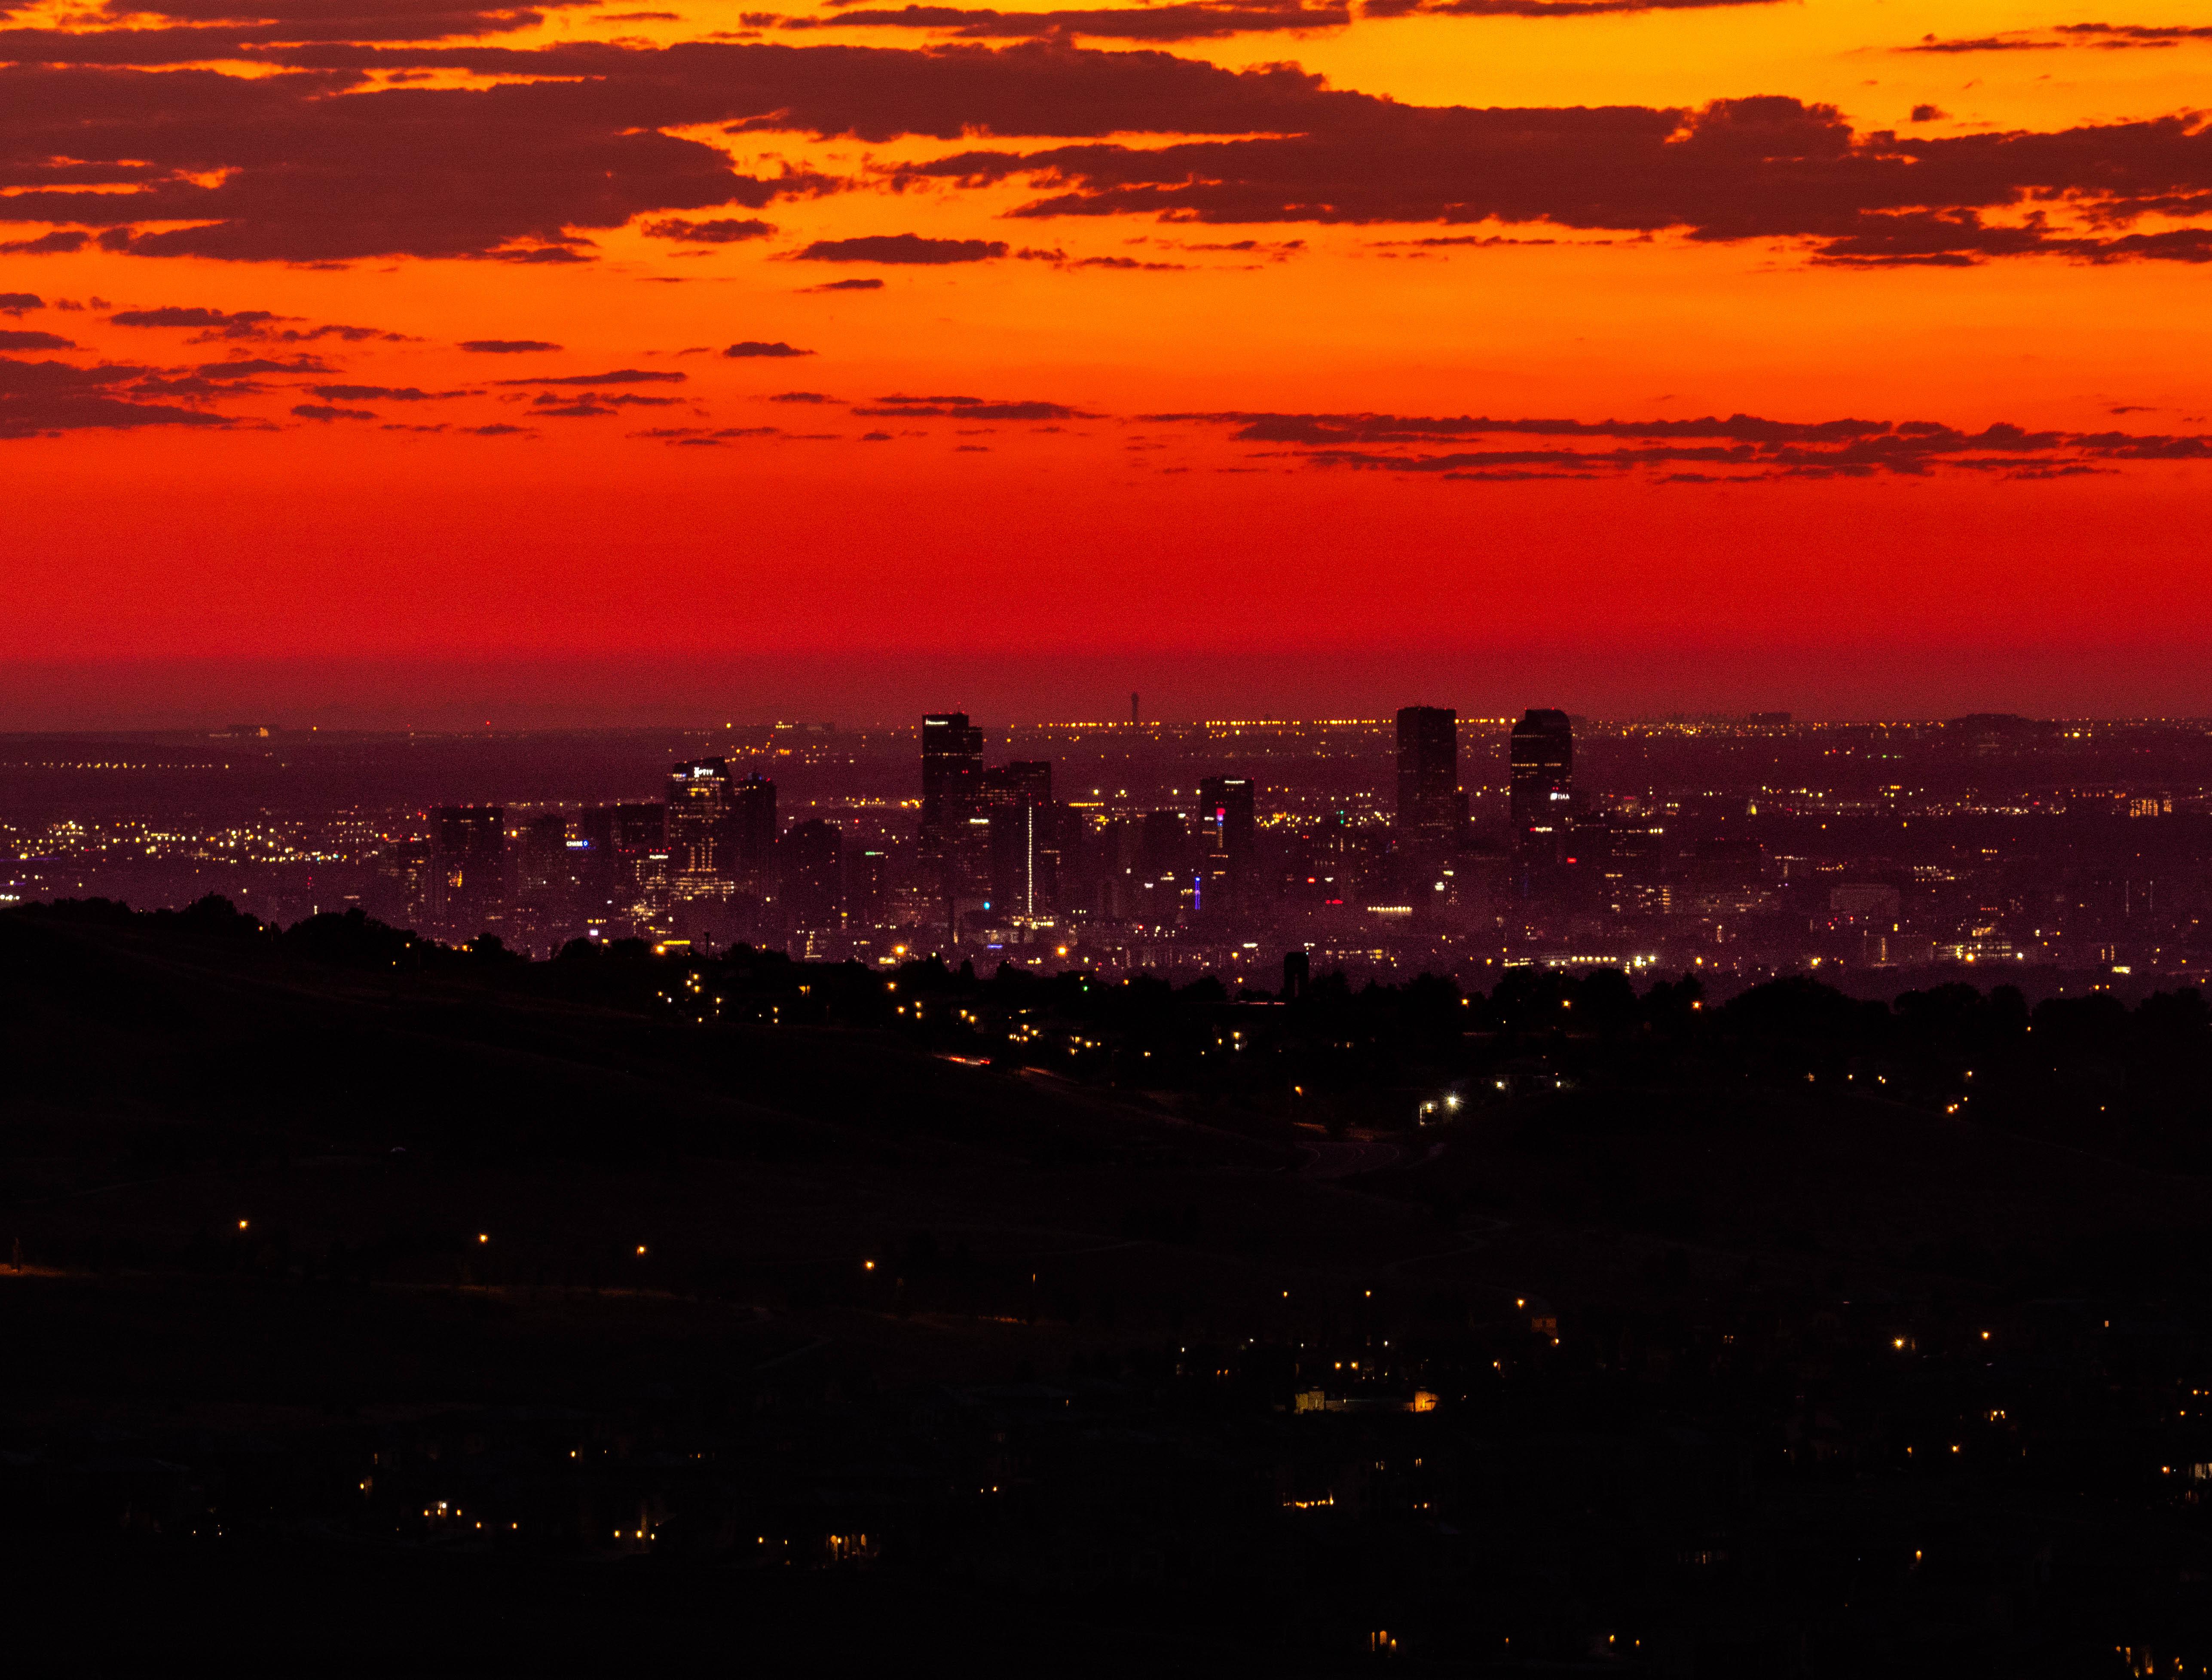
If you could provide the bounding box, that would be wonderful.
[667,758,736,898]
[1395,706,1462,843]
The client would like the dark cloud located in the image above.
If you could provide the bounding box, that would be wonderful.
[1147,407,2212,479]
[724,340,812,356]
[786,2,1352,42]
[0,353,236,438]
[769,390,835,401]
[0,293,40,313]
[0,230,89,254]
[642,215,775,241]
[309,383,463,398]
[901,94,2212,266]
[0,0,610,60]
[1904,24,2212,53]
[530,390,684,415]
[293,401,376,419]
[1910,105,1945,123]
[855,392,1096,419]
[490,368,686,385]
[796,232,1006,262]
[459,338,561,352]
[0,42,2206,270]
[106,304,413,342]
[464,422,532,434]
[1018,246,1190,269]
[199,353,335,373]
[805,277,885,291]
[795,0,1771,37]
[0,58,841,262]
[0,330,75,349]
[110,305,282,330]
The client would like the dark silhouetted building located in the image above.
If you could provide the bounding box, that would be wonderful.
[1510,710,1574,842]
[921,713,988,942]
[1197,775,1257,914]
[430,805,507,941]
[609,802,667,932]
[846,845,888,930]
[778,819,843,933]
[731,774,777,896]
[512,811,577,954]
[1395,706,1462,843]
[986,765,1059,925]
[920,714,984,852]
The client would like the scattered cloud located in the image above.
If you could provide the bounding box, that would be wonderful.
[724,339,814,356]
[855,391,1099,419]
[1146,407,2212,479]
[292,401,377,419]
[789,0,1774,41]
[107,305,413,343]
[0,231,89,254]
[490,368,687,385]
[0,294,40,315]
[805,277,886,291]
[460,339,563,352]
[1904,23,2212,54]
[308,383,466,400]
[642,216,776,242]
[796,233,1008,263]
[0,352,238,438]
[0,330,74,350]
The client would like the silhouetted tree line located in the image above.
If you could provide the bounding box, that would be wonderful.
[15,894,2212,1173]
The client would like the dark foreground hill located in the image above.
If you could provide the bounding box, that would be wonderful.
[5,905,2212,1676]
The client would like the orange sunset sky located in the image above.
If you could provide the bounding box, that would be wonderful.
[2,0,2209,724]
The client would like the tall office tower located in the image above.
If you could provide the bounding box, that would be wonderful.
[846,845,889,930]
[1140,809,1188,883]
[730,774,777,896]
[1509,709,1574,839]
[371,839,431,930]
[1395,706,1463,843]
[777,819,843,933]
[611,802,668,932]
[982,759,1057,921]
[1197,776,1256,864]
[512,811,576,953]
[429,805,508,942]
[989,801,1060,922]
[919,713,984,851]
[981,759,1052,811]
[574,805,617,924]
[921,713,987,942]
[667,758,735,890]
[1196,775,1257,915]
